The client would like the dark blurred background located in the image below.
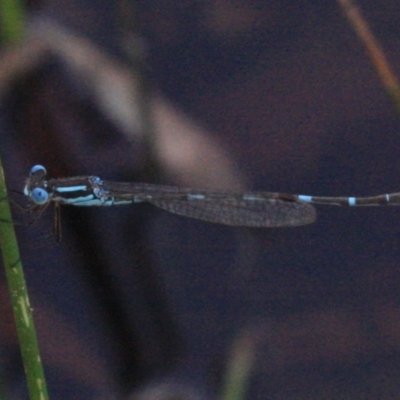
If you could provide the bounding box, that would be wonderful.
[2,1,400,399]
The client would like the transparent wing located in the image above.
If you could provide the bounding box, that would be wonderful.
[149,196,316,227]
[103,181,317,227]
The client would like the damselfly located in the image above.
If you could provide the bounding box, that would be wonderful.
[23,165,400,229]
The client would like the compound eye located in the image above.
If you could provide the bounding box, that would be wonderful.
[30,188,49,205]
[29,165,47,177]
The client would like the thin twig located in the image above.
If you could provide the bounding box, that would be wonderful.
[337,0,400,113]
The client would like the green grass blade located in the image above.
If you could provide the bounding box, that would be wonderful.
[220,330,258,400]
[0,0,25,44]
[0,161,48,399]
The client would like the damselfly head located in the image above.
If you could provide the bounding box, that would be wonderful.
[24,165,50,205]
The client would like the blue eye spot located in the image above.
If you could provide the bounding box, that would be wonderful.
[30,165,47,177]
[30,188,49,205]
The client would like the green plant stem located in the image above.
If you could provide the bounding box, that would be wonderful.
[0,161,48,399]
